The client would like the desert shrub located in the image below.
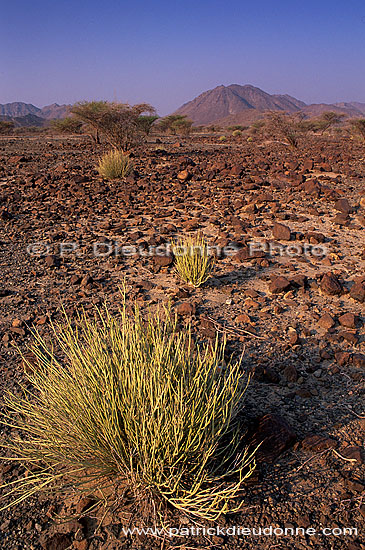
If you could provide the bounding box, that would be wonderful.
[300,112,345,135]
[218,135,227,142]
[1,301,255,522]
[71,101,156,150]
[156,115,193,136]
[172,233,215,288]
[136,115,159,135]
[247,136,253,142]
[232,129,242,137]
[350,118,365,141]
[0,120,14,135]
[263,111,306,148]
[228,125,245,132]
[50,117,83,135]
[97,149,132,180]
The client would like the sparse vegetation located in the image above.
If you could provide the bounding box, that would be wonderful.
[50,117,83,135]
[1,301,255,522]
[300,111,345,134]
[218,135,227,142]
[97,149,133,180]
[172,233,215,288]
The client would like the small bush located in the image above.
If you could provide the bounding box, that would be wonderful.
[0,120,15,135]
[218,135,227,142]
[172,233,215,288]
[1,301,255,522]
[350,118,365,141]
[232,129,242,137]
[97,149,132,180]
[247,136,253,142]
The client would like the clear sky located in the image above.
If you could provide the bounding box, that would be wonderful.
[1,0,365,115]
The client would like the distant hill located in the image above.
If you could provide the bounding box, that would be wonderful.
[174,84,364,126]
[0,102,70,126]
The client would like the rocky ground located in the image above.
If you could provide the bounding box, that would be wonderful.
[0,133,364,550]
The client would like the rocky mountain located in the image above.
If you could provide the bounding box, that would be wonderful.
[174,84,364,126]
[0,102,69,122]
[0,102,41,118]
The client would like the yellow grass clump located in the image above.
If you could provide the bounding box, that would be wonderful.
[172,233,215,288]
[0,300,255,523]
[97,149,132,180]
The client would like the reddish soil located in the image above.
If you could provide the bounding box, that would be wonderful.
[0,133,364,550]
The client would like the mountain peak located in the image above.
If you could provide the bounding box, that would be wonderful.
[174,84,307,125]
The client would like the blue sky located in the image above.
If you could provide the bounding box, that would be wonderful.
[1,0,365,114]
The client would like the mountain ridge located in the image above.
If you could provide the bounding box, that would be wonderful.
[0,102,70,121]
[174,84,365,126]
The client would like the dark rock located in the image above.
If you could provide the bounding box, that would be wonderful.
[341,446,364,464]
[320,273,342,296]
[338,312,357,329]
[334,198,351,214]
[249,413,296,463]
[352,353,365,369]
[273,222,291,241]
[283,364,298,382]
[176,302,195,315]
[318,313,335,329]
[349,281,365,303]
[269,276,291,294]
[335,351,351,366]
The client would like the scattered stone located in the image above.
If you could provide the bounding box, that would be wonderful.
[349,281,365,303]
[269,276,291,294]
[301,434,338,452]
[176,302,195,315]
[340,446,364,464]
[318,313,335,329]
[334,198,351,214]
[352,353,365,368]
[338,312,357,329]
[320,273,342,296]
[273,222,291,241]
[335,351,351,366]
